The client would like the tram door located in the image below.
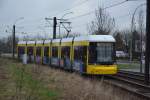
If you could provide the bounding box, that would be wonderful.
[51,46,59,66]
[81,46,87,72]
[27,47,34,63]
[73,46,87,73]
[43,47,49,64]
[18,47,25,61]
[61,46,71,69]
[36,47,42,64]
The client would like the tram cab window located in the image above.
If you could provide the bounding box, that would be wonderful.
[52,47,58,57]
[44,47,49,57]
[74,46,87,62]
[36,47,41,56]
[61,47,70,59]
[89,42,114,64]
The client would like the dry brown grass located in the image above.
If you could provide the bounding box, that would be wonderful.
[38,66,145,100]
[0,58,145,100]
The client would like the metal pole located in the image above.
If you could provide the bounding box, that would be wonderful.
[140,27,143,73]
[12,25,15,59]
[12,17,24,59]
[59,23,61,38]
[130,7,137,62]
[130,15,134,62]
[53,17,57,39]
[130,3,146,63]
[145,0,150,85]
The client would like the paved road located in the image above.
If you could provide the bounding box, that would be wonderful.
[117,60,141,64]
[120,65,150,74]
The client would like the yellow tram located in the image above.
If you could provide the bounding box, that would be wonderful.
[17,35,117,75]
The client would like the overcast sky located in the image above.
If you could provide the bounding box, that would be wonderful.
[0,0,146,39]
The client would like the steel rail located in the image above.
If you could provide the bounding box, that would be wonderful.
[105,70,150,99]
[118,70,150,83]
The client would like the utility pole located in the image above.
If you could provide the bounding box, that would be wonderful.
[45,17,57,39]
[12,25,15,59]
[53,17,57,39]
[145,0,150,85]
[12,17,24,59]
[45,17,68,39]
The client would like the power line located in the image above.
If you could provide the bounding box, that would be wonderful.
[127,0,146,1]
[71,13,132,29]
[68,0,130,20]
[72,23,87,29]
[115,13,132,19]
[53,0,91,16]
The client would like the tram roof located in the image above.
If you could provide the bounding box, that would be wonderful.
[52,39,61,43]
[36,40,43,44]
[44,40,51,44]
[18,41,26,44]
[27,41,35,44]
[61,37,73,43]
[74,35,115,42]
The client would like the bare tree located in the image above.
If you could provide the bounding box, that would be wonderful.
[0,35,18,53]
[121,29,131,53]
[88,7,115,35]
[114,32,125,51]
[60,32,81,38]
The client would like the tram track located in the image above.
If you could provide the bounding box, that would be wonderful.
[26,65,150,99]
[104,70,150,100]
[117,70,150,84]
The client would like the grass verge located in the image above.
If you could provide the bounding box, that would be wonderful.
[117,63,140,69]
[0,58,146,100]
[0,58,59,100]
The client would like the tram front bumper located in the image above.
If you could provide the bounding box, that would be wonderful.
[87,65,117,75]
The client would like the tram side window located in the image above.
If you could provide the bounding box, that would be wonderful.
[44,47,49,57]
[36,47,41,56]
[27,47,33,55]
[61,47,70,59]
[74,46,87,62]
[52,47,58,57]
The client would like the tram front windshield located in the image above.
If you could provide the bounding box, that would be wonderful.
[89,42,114,64]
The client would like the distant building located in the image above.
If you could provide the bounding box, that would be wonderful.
[116,51,128,58]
